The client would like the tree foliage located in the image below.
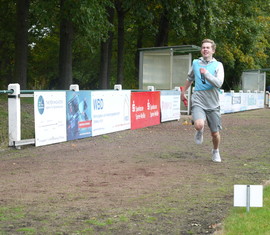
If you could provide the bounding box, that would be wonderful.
[1,0,270,90]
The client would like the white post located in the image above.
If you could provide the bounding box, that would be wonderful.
[114,84,122,90]
[8,83,21,147]
[147,86,155,91]
[70,84,79,91]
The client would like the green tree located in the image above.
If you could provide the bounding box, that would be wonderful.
[58,0,73,89]
[14,0,30,89]
[210,0,270,90]
[99,6,114,89]
[0,0,16,89]
[28,0,111,89]
[2,0,270,91]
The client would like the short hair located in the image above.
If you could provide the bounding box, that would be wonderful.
[202,39,216,50]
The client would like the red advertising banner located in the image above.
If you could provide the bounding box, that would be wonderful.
[131,91,161,130]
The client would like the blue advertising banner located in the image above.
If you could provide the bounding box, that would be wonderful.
[66,91,92,141]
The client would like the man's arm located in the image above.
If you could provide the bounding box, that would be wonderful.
[181,80,193,102]
[200,62,224,88]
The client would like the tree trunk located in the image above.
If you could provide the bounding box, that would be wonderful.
[58,0,74,90]
[115,2,125,86]
[14,0,30,89]
[99,7,114,89]
[155,9,169,47]
[135,28,143,87]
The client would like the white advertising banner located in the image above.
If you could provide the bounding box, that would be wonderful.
[247,93,257,110]
[257,93,265,109]
[34,92,67,146]
[220,92,232,114]
[91,90,131,136]
[220,92,264,114]
[160,90,180,122]
[231,93,242,112]
[219,90,225,114]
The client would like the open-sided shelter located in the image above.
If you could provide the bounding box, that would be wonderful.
[138,45,200,114]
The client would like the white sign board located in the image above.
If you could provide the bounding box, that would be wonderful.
[160,90,180,122]
[234,185,263,207]
[34,92,67,146]
[91,90,131,136]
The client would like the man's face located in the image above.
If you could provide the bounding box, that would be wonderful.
[201,42,215,60]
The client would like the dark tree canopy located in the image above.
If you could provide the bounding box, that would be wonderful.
[0,0,270,90]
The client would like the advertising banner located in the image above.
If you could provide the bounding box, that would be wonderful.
[34,92,67,146]
[231,93,243,112]
[66,91,92,141]
[220,92,265,114]
[220,92,232,114]
[247,93,257,109]
[131,91,160,130]
[257,93,264,108]
[219,90,225,114]
[245,93,264,110]
[91,90,131,136]
[160,90,180,122]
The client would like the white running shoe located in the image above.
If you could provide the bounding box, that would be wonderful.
[194,130,203,144]
[212,149,221,163]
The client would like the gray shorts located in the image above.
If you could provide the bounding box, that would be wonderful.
[192,106,222,133]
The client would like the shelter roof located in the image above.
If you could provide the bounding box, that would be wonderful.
[138,45,201,54]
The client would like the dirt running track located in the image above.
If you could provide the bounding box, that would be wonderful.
[0,108,270,234]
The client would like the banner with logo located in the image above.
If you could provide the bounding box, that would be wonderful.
[231,93,243,112]
[91,90,131,136]
[220,92,265,114]
[131,91,160,130]
[34,92,67,146]
[66,91,92,141]
[220,92,232,114]
[256,93,264,109]
[160,90,180,122]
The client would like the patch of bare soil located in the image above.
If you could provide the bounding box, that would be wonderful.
[0,108,270,234]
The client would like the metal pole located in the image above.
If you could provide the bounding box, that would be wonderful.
[0,90,14,94]
[170,48,173,89]
[246,185,250,212]
[139,51,144,89]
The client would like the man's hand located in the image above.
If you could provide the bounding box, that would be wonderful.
[181,93,186,101]
[181,93,188,107]
[200,68,207,74]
